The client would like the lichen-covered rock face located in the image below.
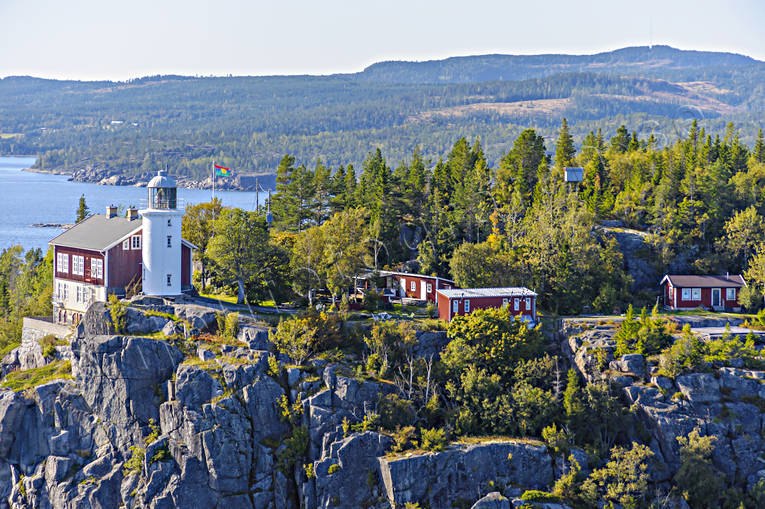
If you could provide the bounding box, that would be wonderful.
[378,441,554,508]
[72,334,184,451]
[309,431,393,509]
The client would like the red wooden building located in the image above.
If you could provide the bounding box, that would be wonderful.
[436,287,537,322]
[50,207,194,325]
[358,270,457,303]
[660,274,746,311]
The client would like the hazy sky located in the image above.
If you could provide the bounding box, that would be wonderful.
[1,0,764,81]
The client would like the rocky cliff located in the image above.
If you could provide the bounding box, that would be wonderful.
[0,300,565,509]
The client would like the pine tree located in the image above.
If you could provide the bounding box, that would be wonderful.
[76,194,89,223]
[610,125,630,154]
[554,118,576,170]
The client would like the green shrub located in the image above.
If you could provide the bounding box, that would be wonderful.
[581,442,654,508]
[615,304,673,357]
[145,418,160,445]
[107,294,127,333]
[38,334,65,359]
[378,394,415,430]
[270,318,318,365]
[327,463,341,475]
[391,425,417,453]
[520,490,561,503]
[123,445,145,475]
[420,427,447,452]
[674,428,725,508]
[150,446,170,464]
[276,425,309,474]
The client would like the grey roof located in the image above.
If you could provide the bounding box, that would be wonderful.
[660,274,746,288]
[437,287,537,298]
[148,170,176,188]
[49,214,142,251]
[564,167,584,182]
[356,269,455,284]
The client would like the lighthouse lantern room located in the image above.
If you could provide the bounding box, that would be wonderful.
[140,170,184,296]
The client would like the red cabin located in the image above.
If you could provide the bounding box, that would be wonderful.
[357,270,456,303]
[436,287,537,322]
[660,274,746,311]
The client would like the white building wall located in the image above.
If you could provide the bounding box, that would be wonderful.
[53,277,107,314]
[139,209,184,296]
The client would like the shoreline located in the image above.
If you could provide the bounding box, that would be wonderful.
[19,166,276,192]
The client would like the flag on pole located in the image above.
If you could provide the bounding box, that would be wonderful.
[214,164,232,177]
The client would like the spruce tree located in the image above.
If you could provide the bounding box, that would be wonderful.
[76,194,89,223]
[755,128,765,164]
[554,118,576,171]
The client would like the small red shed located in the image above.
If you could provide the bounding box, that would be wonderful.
[436,287,537,322]
[660,274,746,311]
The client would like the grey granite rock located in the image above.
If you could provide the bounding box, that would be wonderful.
[472,491,511,509]
[379,441,553,508]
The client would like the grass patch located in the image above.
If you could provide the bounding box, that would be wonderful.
[1,361,72,391]
[455,436,544,446]
[38,334,69,359]
[199,292,239,304]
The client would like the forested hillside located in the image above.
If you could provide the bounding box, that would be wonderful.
[0,46,763,179]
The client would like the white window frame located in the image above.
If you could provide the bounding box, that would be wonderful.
[72,255,84,276]
[166,274,172,286]
[525,297,531,309]
[691,288,701,300]
[122,239,130,250]
[726,288,736,300]
[63,283,68,300]
[453,300,459,313]
[681,288,691,301]
[464,299,470,313]
[131,235,141,250]
[427,283,433,293]
[91,258,103,279]
[514,298,520,311]
[502,298,508,308]
[410,281,416,291]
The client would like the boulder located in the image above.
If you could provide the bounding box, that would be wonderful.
[651,375,674,392]
[172,304,217,331]
[238,325,271,350]
[615,354,646,377]
[82,301,116,338]
[472,491,511,509]
[162,320,181,337]
[676,373,720,404]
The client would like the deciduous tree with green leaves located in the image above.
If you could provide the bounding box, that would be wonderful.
[206,208,271,303]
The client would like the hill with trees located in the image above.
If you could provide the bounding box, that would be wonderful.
[0,46,763,180]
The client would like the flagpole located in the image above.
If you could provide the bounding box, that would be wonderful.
[212,160,216,201]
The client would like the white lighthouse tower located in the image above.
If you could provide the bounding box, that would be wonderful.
[140,171,184,296]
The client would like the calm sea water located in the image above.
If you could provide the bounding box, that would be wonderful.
[0,156,269,251]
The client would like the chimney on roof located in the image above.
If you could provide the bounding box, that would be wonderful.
[106,205,118,218]
[127,208,138,220]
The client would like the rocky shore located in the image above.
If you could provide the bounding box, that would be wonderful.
[25,167,277,192]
